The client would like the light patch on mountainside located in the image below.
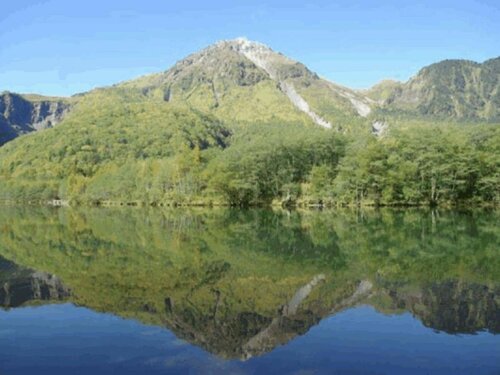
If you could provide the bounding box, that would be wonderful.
[321,81,375,117]
[233,38,333,128]
[232,37,281,80]
[233,38,373,119]
[332,86,372,117]
[279,82,332,128]
[371,120,388,137]
[278,82,332,128]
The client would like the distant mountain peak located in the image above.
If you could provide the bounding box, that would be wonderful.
[378,57,500,120]
[215,37,272,50]
[199,37,292,81]
[120,37,358,128]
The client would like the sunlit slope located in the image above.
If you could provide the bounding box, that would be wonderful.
[373,57,500,120]
[0,90,231,202]
[119,39,370,130]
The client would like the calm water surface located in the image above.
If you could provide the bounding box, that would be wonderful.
[0,207,498,374]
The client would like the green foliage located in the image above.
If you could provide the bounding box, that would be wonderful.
[364,80,403,103]
[333,124,500,206]
[1,107,499,206]
[0,91,230,204]
[206,124,346,206]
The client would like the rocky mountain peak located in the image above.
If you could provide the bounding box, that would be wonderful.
[231,38,288,80]
[218,37,273,51]
[116,38,373,129]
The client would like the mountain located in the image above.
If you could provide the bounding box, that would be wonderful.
[0,39,498,207]
[375,280,500,334]
[363,79,403,104]
[2,39,498,147]
[0,38,500,145]
[378,57,500,120]
[0,92,73,145]
[0,38,372,146]
[118,38,372,129]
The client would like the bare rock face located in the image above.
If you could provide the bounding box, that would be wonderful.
[0,92,72,145]
[371,120,388,136]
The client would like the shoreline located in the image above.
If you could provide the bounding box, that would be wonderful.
[1,199,498,209]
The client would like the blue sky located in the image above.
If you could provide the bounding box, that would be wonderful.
[1,0,499,96]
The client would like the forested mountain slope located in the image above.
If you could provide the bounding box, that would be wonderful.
[0,39,498,206]
[376,57,500,120]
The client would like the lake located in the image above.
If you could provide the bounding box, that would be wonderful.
[0,207,498,374]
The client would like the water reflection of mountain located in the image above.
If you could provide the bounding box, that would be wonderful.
[0,257,69,308]
[373,280,500,334]
[0,207,498,358]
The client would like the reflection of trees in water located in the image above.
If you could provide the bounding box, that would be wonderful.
[0,207,498,358]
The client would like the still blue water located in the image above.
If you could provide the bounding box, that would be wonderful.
[0,207,498,374]
[0,304,498,375]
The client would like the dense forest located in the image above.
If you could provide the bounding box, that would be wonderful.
[0,92,498,207]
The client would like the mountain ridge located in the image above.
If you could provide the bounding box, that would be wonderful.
[376,56,500,119]
[1,38,498,145]
[0,91,73,144]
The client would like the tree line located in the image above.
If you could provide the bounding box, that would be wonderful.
[0,94,498,207]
